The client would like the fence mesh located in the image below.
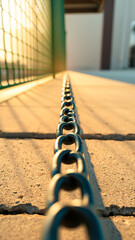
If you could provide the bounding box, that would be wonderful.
[0,0,52,89]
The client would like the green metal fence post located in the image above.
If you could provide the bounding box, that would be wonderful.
[51,0,55,78]
[51,0,66,77]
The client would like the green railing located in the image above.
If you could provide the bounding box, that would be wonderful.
[0,0,66,89]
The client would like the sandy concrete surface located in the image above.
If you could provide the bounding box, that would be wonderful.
[0,71,135,239]
[0,215,135,240]
[0,139,82,212]
[0,214,97,240]
[0,139,54,211]
[0,76,53,104]
[69,71,135,135]
[0,78,62,134]
[84,140,135,209]
[0,214,45,240]
[102,216,135,240]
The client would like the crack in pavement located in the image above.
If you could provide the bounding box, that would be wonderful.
[0,204,135,217]
[0,132,56,139]
[98,205,135,217]
[0,131,135,140]
[83,133,135,141]
[0,203,47,215]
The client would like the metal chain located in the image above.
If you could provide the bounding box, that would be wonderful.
[43,74,105,240]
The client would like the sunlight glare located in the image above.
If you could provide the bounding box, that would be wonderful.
[0,0,33,62]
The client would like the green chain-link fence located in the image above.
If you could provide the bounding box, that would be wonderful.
[0,0,66,89]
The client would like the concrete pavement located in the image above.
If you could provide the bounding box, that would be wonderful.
[70,71,135,135]
[0,71,135,239]
[79,69,135,85]
[0,78,62,134]
[84,140,135,209]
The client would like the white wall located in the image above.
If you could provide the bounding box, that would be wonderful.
[65,13,104,71]
[111,0,135,69]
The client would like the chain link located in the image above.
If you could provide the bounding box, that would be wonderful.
[43,74,105,240]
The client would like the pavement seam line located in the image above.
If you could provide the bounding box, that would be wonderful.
[0,203,47,215]
[98,205,135,217]
[0,132,135,140]
[82,133,135,140]
[0,204,135,217]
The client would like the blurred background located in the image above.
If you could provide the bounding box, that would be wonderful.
[0,0,135,88]
[65,0,135,71]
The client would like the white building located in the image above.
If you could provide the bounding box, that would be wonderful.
[65,0,135,70]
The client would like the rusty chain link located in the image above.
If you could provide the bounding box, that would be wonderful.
[43,74,105,240]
